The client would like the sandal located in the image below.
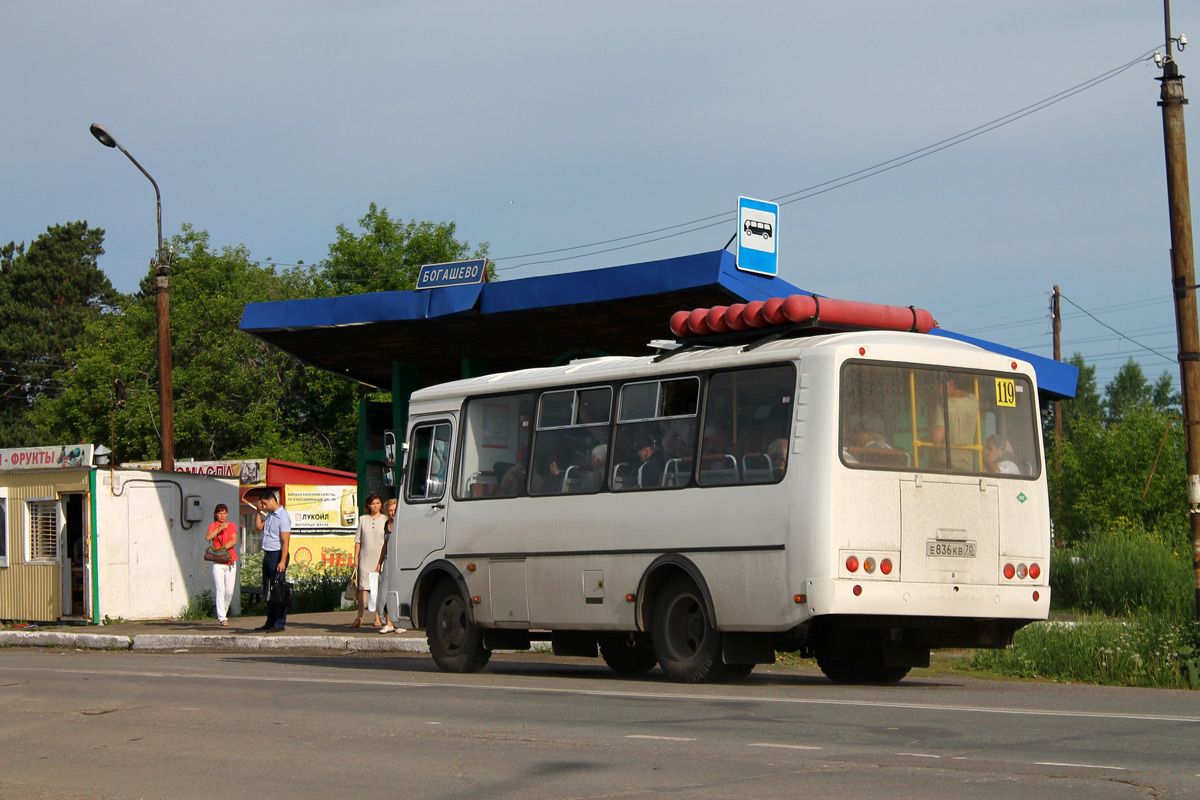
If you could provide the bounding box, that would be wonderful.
[219,621,230,627]
[372,618,383,628]
[349,619,362,628]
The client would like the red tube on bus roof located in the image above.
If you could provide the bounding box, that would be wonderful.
[668,294,936,339]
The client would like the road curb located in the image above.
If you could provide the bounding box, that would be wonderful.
[0,631,132,649]
[0,629,429,654]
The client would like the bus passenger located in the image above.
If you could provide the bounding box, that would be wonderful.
[983,435,1021,474]
[582,444,607,491]
[930,377,979,471]
[498,462,526,495]
[767,438,788,480]
[634,432,667,488]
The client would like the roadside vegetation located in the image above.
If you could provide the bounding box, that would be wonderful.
[966,526,1199,689]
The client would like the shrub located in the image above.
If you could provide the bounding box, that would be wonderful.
[237,550,354,617]
[1050,521,1193,621]
[970,615,1200,689]
[179,590,216,621]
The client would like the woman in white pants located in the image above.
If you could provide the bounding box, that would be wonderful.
[205,503,238,626]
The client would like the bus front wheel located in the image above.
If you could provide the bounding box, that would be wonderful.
[652,576,726,683]
[427,581,491,674]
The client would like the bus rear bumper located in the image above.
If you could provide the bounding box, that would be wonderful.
[805,578,1050,622]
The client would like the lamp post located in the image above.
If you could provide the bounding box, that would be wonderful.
[89,123,174,473]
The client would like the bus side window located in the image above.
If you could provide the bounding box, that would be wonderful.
[455,393,535,500]
[612,377,698,492]
[699,365,795,486]
[530,386,612,496]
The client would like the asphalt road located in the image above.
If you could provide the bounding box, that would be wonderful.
[1,649,1197,799]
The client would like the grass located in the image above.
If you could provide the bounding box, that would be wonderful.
[966,615,1200,689]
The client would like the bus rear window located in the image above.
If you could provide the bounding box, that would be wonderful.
[840,361,1040,478]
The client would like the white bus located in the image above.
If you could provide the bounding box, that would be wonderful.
[385,329,1050,684]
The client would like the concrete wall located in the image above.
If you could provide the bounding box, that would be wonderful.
[93,470,239,621]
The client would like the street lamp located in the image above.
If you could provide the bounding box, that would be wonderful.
[89,123,174,473]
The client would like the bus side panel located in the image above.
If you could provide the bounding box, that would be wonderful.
[441,484,792,630]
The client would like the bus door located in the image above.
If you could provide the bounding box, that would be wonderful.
[397,419,453,570]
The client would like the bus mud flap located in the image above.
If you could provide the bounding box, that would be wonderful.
[722,632,777,665]
[883,641,930,668]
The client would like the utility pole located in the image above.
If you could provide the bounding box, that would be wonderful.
[1052,285,1062,445]
[1157,0,1200,619]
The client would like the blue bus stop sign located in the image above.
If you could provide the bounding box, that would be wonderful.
[737,197,779,277]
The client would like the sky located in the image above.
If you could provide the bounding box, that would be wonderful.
[3,1,1195,392]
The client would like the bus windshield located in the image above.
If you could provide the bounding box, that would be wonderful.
[840,361,1040,478]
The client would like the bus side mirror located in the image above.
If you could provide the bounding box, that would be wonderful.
[383,430,403,486]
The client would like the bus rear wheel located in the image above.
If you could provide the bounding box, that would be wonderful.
[652,575,726,683]
[816,644,909,685]
[599,634,658,675]
[427,581,491,674]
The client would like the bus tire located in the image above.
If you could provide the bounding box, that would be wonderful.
[427,581,491,674]
[816,645,909,685]
[599,635,658,675]
[721,663,755,681]
[652,575,726,683]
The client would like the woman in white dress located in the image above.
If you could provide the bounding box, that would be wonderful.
[350,492,386,627]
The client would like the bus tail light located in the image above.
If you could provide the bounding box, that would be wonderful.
[843,551,897,578]
[852,585,862,597]
[794,594,806,604]
[1016,563,1028,579]
[1033,591,1040,602]
[1003,563,1016,580]
[1028,562,1041,580]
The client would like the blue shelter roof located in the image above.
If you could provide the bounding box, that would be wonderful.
[240,249,1076,399]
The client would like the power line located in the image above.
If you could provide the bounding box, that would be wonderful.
[1059,294,1176,363]
[490,47,1160,272]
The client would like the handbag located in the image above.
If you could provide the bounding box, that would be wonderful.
[268,574,293,608]
[203,523,233,564]
[203,544,232,564]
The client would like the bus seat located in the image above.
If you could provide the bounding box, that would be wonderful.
[742,453,773,483]
[612,462,633,490]
[700,454,739,485]
[562,465,590,493]
[662,457,692,488]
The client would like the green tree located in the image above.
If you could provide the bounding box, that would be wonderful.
[1151,369,1181,413]
[31,226,361,469]
[1053,404,1187,548]
[1104,358,1151,425]
[1044,352,1101,449]
[317,203,491,295]
[0,222,123,445]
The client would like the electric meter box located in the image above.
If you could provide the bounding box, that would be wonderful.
[184,495,204,522]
